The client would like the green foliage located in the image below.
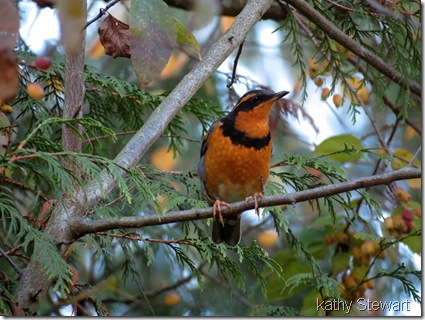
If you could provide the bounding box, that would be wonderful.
[372,263,421,303]
[251,304,300,316]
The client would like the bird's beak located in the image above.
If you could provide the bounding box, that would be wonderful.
[269,90,290,101]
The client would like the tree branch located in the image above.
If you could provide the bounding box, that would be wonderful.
[72,167,421,238]
[163,0,287,21]
[284,0,421,96]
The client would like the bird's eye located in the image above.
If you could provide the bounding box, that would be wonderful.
[251,96,260,103]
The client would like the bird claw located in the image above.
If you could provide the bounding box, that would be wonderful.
[213,200,232,227]
[245,193,264,217]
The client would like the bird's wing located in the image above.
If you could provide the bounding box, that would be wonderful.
[198,120,221,205]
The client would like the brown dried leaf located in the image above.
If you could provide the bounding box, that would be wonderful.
[0,0,19,50]
[98,14,131,58]
[0,49,19,103]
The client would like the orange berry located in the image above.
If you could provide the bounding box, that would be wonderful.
[324,234,336,244]
[342,275,357,290]
[308,58,320,79]
[257,230,278,248]
[394,187,411,203]
[365,279,375,289]
[361,254,370,265]
[333,94,342,107]
[359,282,368,292]
[164,292,181,306]
[321,88,330,100]
[345,76,369,105]
[348,230,357,239]
[361,240,380,256]
[392,215,407,233]
[314,77,324,87]
[26,82,45,100]
[335,232,348,244]
[383,217,394,230]
[351,246,362,260]
[378,250,386,260]
[413,208,421,218]
[1,104,13,114]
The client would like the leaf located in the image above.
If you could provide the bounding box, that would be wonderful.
[174,18,201,60]
[98,14,130,58]
[0,0,19,50]
[314,134,364,162]
[0,49,19,103]
[57,0,86,54]
[129,0,176,86]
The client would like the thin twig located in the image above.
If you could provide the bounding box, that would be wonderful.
[84,0,122,30]
[2,178,49,202]
[227,40,245,90]
[408,146,421,167]
[0,246,22,275]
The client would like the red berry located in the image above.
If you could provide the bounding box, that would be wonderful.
[35,56,52,70]
[405,220,413,233]
[402,209,414,222]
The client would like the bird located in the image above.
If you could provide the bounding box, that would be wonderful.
[198,89,290,246]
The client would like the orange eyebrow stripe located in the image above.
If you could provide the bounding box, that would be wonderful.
[232,93,256,111]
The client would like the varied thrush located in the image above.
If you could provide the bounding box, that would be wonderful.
[198,89,289,246]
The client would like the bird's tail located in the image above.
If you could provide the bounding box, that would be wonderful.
[212,216,241,247]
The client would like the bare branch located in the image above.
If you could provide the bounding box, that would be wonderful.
[227,40,245,90]
[72,167,421,238]
[163,0,287,21]
[84,0,122,30]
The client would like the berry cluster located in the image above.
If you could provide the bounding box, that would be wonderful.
[325,230,385,302]
[307,57,369,109]
[383,187,421,238]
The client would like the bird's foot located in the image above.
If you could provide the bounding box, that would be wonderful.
[213,200,232,227]
[245,193,264,217]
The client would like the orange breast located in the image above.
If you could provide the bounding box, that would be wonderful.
[203,127,272,203]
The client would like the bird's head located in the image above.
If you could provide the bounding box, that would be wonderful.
[231,90,290,114]
[230,89,290,137]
